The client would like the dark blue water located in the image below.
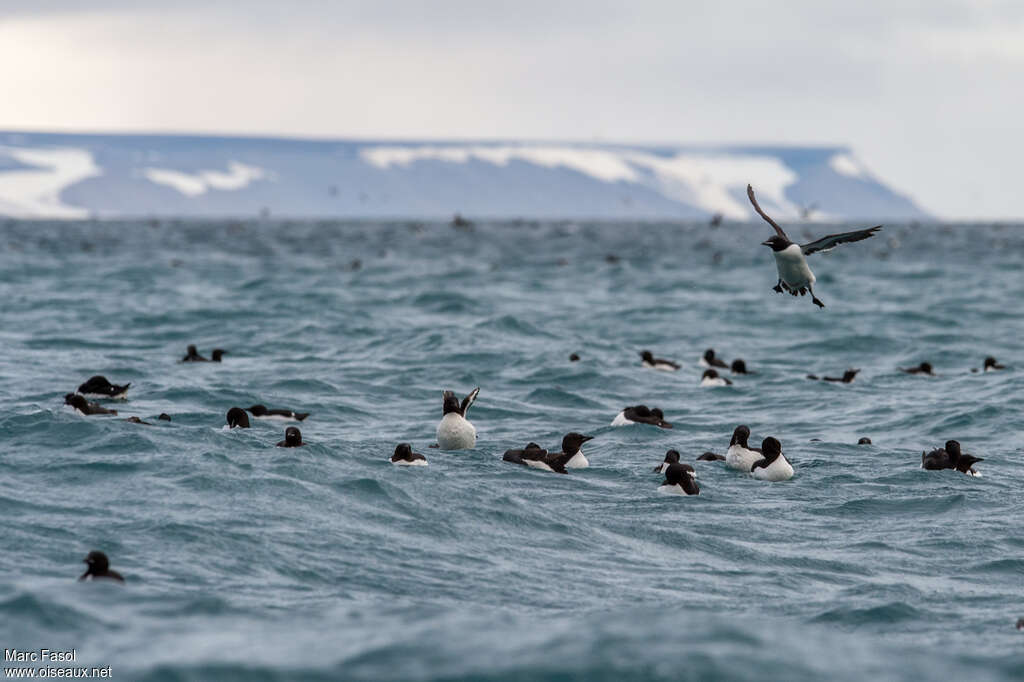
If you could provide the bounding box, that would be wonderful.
[1,219,1023,681]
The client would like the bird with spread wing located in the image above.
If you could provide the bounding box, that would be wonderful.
[747,184,881,308]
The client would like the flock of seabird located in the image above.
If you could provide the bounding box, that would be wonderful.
[64,179,1012,647]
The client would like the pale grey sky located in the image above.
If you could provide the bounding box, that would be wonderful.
[1,1,1022,218]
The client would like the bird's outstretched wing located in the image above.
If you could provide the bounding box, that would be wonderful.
[801,226,882,256]
[746,184,789,239]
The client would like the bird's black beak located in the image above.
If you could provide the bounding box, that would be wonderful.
[582,436,594,443]
[761,239,773,247]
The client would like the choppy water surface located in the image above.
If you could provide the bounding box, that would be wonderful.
[1,219,1023,681]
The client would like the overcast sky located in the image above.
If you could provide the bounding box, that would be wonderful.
[1,1,1021,218]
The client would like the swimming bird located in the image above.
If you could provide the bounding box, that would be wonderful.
[182,345,208,362]
[653,450,696,477]
[973,357,1005,373]
[900,362,934,376]
[247,405,310,421]
[611,405,673,428]
[77,375,130,399]
[79,550,124,583]
[391,443,427,466]
[700,369,732,387]
[436,387,479,450]
[922,440,982,476]
[806,369,859,383]
[640,350,680,371]
[697,451,725,461]
[515,433,593,474]
[158,413,172,421]
[858,437,872,445]
[747,184,881,308]
[211,349,226,362]
[730,359,753,374]
[569,353,581,362]
[658,462,700,495]
[502,442,547,466]
[725,425,762,471]
[226,407,250,428]
[276,426,304,447]
[700,349,729,369]
[750,437,794,481]
[64,393,118,416]
[124,416,152,425]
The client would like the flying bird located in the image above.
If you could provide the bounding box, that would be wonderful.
[747,184,881,308]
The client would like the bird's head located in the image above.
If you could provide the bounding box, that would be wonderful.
[761,235,791,251]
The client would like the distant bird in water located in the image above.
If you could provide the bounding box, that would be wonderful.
[1017,618,1024,631]
[972,357,1005,373]
[158,413,172,421]
[921,440,982,476]
[700,369,732,387]
[725,425,762,471]
[653,450,697,477]
[611,405,673,428]
[750,437,794,481]
[248,405,309,421]
[730,359,753,374]
[569,353,581,362]
[504,433,593,474]
[77,375,130,399]
[124,416,151,425]
[276,426,304,447]
[391,443,428,466]
[226,407,250,428]
[900,362,934,376]
[858,437,872,445]
[451,213,474,231]
[65,393,117,416]
[697,451,725,461]
[747,184,881,308]
[79,550,124,583]
[658,462,700,495]
[436,387,479,450]
[182,346,227,362]
[640,350,680,371]
[700,349,729,369]
[807,369,859,383]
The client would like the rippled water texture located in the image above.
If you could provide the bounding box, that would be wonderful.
[1,219,1023,681]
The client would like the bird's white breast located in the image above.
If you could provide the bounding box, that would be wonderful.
[394,459,428,467]
[565,450,588,469]
[254,414,297,422]
[657,483,689,496]
[774,244,815,288]
[436,413,476,450]
[645,361,677,372]
[752,455,794,481]
[610,411,633,426]
[701,377,729,387]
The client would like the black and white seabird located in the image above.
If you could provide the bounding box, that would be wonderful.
[510,433,593,474]
[79,550,124,583]
[697,451,726,461]
[611,405,673,428]
[436,387,479,450]
[921,440,982,476]
[226,407,250,428]
[973,357,1005,373]
[65,393,118,416]
[750,437,794,481]
[730,359,753,374]
[653,449,696,477]
[725,425,762,471]
[807,369,860,383]
[700,349,729,369]
[658,462,700,495]
[391,443,427,466]
[77,375,130,399]
[247,405,310,422]
[640,350,680,372]
[276,426,304,447]
[900,362,934,376]
[747,184,881,308]
[700,369,732,387]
